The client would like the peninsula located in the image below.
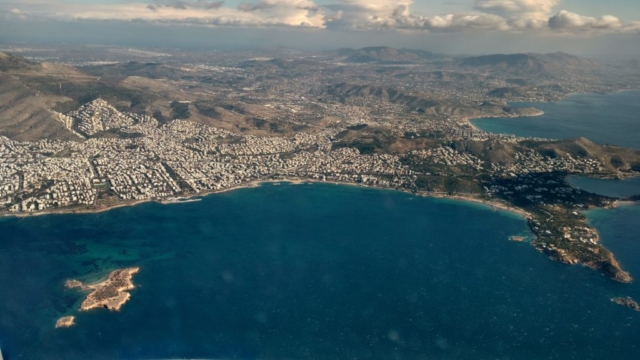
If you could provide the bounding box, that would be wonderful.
[1,50,639,284]
[66,268,139,311]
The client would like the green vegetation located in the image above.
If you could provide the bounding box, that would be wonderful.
[170,101,191,120]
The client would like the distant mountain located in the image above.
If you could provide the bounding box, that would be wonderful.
[239,58,322,70]
[456,52,600,76]
[328,48,358,57]
[327,83,542,118]
[328,47,444,64]
[0,52,38,71]
[82,61,187,81]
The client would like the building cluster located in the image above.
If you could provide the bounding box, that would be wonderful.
[65,99,135,136]
[0,99,617,214]
[408,147,484,170]
[490,150,605,178]
[561,225,599,245]
[0,138,97,212]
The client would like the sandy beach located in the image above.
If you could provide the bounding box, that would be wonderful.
[3,178,538,220]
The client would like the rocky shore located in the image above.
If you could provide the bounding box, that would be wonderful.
[67,268,139,311]
[611,297,640,311]
[55,316,75,328]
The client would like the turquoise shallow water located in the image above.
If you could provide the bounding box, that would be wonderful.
[0,183,639,359]
[471,91,640,149]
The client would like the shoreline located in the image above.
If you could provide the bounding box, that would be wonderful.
[464,110,545,132]
[4,177,636,283]
[465,88,640,133]
[2,178,533,220]
[67,267,140,312]
[568,173,640,181]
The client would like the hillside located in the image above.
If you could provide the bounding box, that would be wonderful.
[0,52,100,141]
[524,137,640,173]
[456,52,600,77]
[327,83,543,118]
[331,47,443,64]
[0,52,38,71]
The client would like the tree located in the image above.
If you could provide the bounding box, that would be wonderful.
[444,177,461,195]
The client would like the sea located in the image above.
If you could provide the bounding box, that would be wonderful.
[471,90,640,149]
[1,92,640,359]
[568,175,640,199]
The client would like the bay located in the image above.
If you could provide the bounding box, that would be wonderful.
[0,183,639,360]
[471,91,640,149]
[567,176,640,199]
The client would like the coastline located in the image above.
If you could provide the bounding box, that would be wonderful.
[465,89,640,135]
[426,193,531,219]
[67,267,140,312]
[464,110,545,132]
[1,177,532,220]
[4,176,636,283]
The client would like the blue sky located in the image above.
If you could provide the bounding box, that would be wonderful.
[1,0,639,55]
[72,0,640,20]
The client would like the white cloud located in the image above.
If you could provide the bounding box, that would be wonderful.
[474,0,559,17]
[1,0,639,35]
[548,10,624,32]
[10,0,329,28]
[5,7,27,19]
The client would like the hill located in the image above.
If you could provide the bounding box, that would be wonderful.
[524,137,640,172]
[456,52,600,77]
[0,52,100,141]
[329,47,443,64]
[0,52,38,71]
[327,83,542,118]
[81,61,189,81]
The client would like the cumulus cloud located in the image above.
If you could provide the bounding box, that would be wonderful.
[147,1,225,11]
[333,0,640,34]
[0,0,639,34]
[474,0,559,17]
[4,7,27,19]
[12,0,329,28]
[320,0,631,33]
[548,10,624,31]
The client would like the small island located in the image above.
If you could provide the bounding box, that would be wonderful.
[66,268,139,311]
[55,316,75,328]
[611,297,640,312]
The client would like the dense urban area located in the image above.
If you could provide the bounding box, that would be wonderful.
[1,45,640,283]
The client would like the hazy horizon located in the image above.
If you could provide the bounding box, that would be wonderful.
[1,0,640,58]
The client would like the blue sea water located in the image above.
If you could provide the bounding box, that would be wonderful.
[471,91,640,149]
[2,91,640,359]
[0,183,639,360]
[587,204,640,296]
[567,175,640,199]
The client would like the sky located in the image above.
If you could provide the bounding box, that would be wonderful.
[1,0,639,56]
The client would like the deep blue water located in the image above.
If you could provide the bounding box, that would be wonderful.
[0,183,639,360]
[587,204,640,296]
[471,91,640,149]
[568,176,640,199]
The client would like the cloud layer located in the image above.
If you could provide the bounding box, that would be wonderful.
[3,0,640,34]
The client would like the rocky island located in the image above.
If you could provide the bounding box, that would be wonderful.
[66,268,139,311]
[55,316,75,328]
[611,297,640,312]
